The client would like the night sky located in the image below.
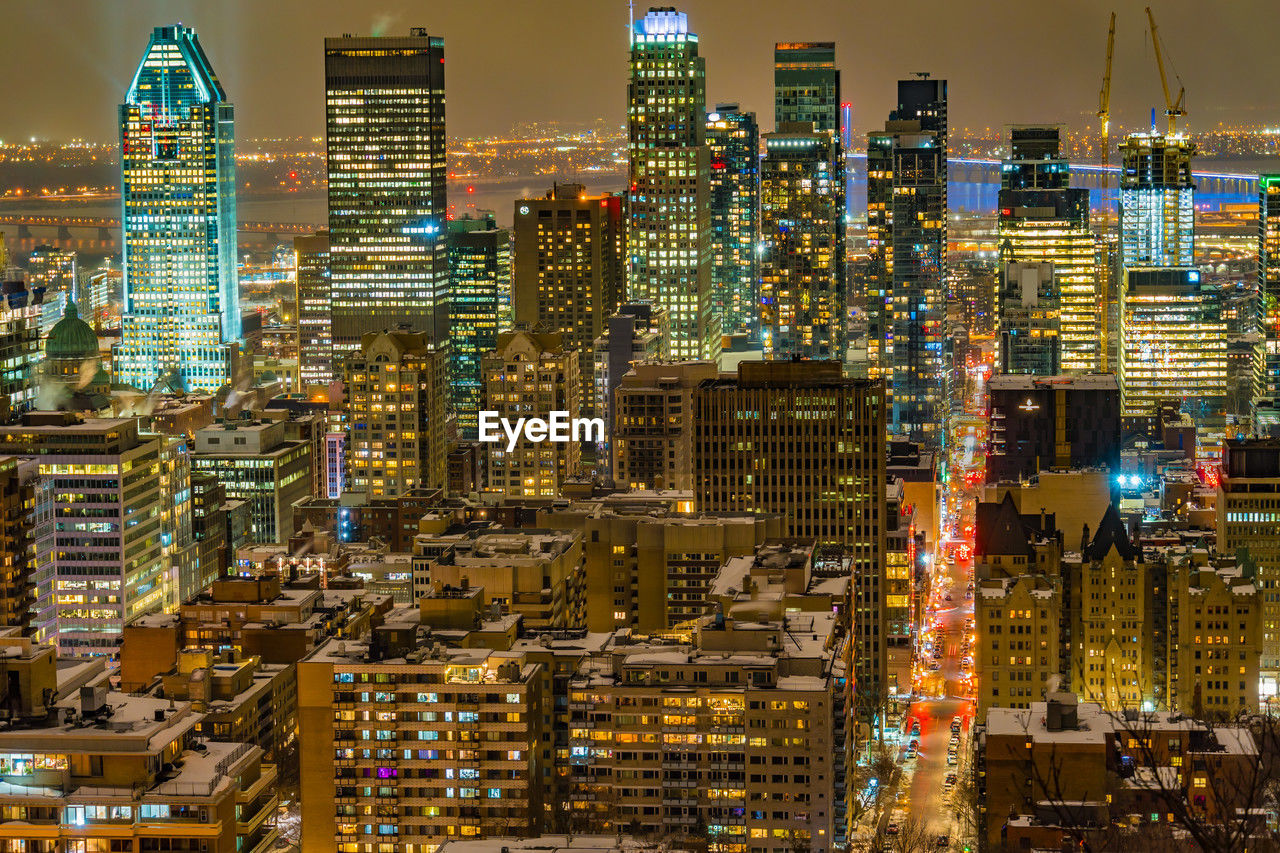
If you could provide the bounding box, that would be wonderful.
[3,0,1275,143]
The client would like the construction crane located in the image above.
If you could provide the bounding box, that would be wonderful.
[1146,6,1186,135]
[1097,12,1115,168]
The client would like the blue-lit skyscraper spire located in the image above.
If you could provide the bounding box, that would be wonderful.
[114,24,240,392]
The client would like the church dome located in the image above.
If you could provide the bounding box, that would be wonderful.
[45,302,98,361]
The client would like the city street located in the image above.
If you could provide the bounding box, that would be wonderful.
[887,368,989,847]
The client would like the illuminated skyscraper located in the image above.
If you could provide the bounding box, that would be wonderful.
[294,231,331,388]
[513,184,626,419]
[867,78,947,443]
[482,331,580,498]
[115,25,240,392]
[0,414,191,656]
[998,126,1099,373]
[1259,175,1280,399]
[774,42,840,134]
[325,30,447,357]
[627,7,719,361]
[865,132,893,381]
[1118,267,1226,424]
[448,213,511,438]
[706,105,759,337]
[759,125,844,358]
[1118,133,1195,267]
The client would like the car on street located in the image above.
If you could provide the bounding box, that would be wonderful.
[944,772,957,787]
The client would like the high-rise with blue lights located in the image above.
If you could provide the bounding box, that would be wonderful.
[868,77,948,444]
[1259,175,1280,400]
[325,30,448,358]
[706,105,759,338]
[1119,133,1196,267]
[115,25,240,392]
[449,213,511,438]
[628,7,719,362]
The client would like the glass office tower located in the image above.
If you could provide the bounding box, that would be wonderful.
[325,30,448,358]
[115,25,240,392]
[706,105,760,338]
[774,42,840,134]
[448,214,511,438]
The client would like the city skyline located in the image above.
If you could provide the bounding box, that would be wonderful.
[1,4,1280,851]
[4,0,1279,145]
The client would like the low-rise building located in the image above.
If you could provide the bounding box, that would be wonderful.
[126,574,390,666]
[0,632,278,853]
[117,637,297,763]
[192,419,312,544]
[539,498,781,632]
[423,529,586,631]
[297,619,551,849]
[568,610,845,853]
[977,693,1258,852]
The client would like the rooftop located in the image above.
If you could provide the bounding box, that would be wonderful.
[989,373,1119,392]
[437,836,693,853]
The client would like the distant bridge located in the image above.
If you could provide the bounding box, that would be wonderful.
[847,153,1259,197]
[0,214,318,242]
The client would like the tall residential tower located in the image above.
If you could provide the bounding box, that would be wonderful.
[627,8,718,361]
[760,42,846,361]
[867,77,948,444]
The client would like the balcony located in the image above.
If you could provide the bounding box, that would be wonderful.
[244,828,281,853]
[237,792,278,834]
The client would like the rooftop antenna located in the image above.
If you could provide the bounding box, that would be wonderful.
[628,0,634,47]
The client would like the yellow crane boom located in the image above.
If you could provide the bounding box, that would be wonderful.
[1146,5,1185,135]
[1097,12,1115,167]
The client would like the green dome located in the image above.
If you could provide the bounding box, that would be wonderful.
[46,302,99,361]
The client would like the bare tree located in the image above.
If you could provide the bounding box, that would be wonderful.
[948,767,979,845]
[1021,707,1280,853]
[871,744,899,787]
[884,816,936,853]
